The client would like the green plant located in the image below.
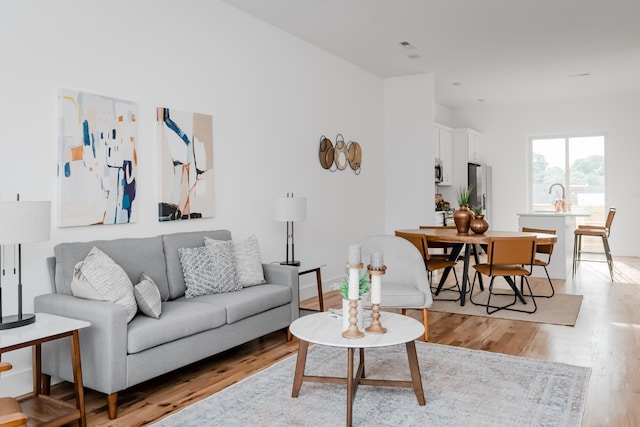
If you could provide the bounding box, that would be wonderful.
[471,205,483,215]
[456,185,472,206]
[333,268,370,299]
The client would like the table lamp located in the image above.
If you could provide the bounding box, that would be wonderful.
[274,193,306,266]
[0,195,51,330]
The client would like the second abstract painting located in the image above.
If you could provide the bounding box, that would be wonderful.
[157,107,214,221]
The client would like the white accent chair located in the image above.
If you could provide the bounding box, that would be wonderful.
[359,235,433,340]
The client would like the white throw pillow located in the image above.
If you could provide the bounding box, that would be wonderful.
[205,235,266,287]
[134,273,162,319]
[71,246,138,322]
[179,242,241,298]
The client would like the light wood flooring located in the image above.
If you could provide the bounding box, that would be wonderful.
[45,256,639,426]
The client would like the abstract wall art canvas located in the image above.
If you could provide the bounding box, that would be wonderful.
[157,108,214,221]
[57,89,138,227]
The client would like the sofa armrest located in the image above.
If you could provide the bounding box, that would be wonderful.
[34,293,129,395]
[262,263,299,322]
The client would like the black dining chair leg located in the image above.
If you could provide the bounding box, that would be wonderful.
[603,236,614,280]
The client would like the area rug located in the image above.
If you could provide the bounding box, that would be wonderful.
[430,291,583,326]
[152,342,590,427]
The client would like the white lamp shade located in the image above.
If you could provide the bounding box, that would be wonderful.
[0,201,51,244]
[274,197,307,222]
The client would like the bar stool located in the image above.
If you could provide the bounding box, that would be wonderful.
[573,207,616,280]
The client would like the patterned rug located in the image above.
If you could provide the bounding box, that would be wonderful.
[153,342,590,427]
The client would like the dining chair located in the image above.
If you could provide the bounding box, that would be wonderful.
[521,227,556,298]
[469,236,537,314]
[395,230,462,302]
[0,362,28,427]
[573,207,616,280]
[418,225,457,259]
[359,235,433,340]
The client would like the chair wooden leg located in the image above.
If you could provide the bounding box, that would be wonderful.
[107,393,118,419]
[422,309,429,341]
[572,234,579,277]
[401,308,407,315]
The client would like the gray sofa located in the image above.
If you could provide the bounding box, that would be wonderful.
[34,229,299,419]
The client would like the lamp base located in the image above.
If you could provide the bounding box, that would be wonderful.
[280,260,301,266]
[0,313,36,330]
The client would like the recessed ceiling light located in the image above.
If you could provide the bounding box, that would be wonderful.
[452,82,462,86]
[477,99,486,103]
[398,41,416,49]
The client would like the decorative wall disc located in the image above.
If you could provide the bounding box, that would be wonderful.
[347,141,361,174]
[319,136,335,169]
[334,134,348,170]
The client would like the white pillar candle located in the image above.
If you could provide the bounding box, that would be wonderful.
[348,267,360,300]
[370,251,384,268]
[370,274,382,304]
[348,244,361,265]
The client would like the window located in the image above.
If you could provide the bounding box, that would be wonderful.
[530,135,605,225]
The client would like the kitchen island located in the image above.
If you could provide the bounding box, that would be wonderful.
[517,210,592,280]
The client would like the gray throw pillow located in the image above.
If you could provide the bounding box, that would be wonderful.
[205,235,266,287]
[134,273,162,319]
[70,246,138,322]
[178,242,241,298]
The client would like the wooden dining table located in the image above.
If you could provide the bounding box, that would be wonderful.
[395,229,558,306]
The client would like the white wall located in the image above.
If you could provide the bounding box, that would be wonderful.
[450,95,640,256]
[384,74,436,231]
[0,0,394,394]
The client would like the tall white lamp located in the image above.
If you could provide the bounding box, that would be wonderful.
[0,195,51,330]
[274,193,306,266]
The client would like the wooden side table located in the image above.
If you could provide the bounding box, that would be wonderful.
[297,264,326,312]
[0,313,90,427]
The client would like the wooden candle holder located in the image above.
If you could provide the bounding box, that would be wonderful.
[342,298,365,339]
[366,265,387,334]
[366,303,387,334]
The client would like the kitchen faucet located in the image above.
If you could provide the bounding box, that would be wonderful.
[548,183,566,211]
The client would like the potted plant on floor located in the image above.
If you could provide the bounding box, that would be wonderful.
[470,205,489,234]
[454,185,473,233]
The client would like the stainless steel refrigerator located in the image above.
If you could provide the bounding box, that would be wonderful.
[467,162,492,224]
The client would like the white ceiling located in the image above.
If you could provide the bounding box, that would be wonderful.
[222,0,640,110]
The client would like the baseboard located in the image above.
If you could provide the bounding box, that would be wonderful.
[298,274,341,302]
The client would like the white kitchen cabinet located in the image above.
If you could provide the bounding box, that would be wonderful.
[467,130,481,163]
[450,128,482,192]
[434,123,453,186]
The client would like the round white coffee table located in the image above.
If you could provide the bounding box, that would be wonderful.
[289,311,425,427]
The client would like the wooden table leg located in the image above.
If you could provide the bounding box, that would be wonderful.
[32,344,41,396]
[315,268,324,312]
[346,347,354,427]
[405,341,425,405]
[292,340,309,397]
[70,330,87,427]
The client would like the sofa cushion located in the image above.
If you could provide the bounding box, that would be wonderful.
[134,273,162,319]
[127,301,227,354]
[54,235,170,301]
[179,243,241,298]
[176,284,291,324]
[71,247,138,323]
[163,230,232,300]
[206,235,266,287]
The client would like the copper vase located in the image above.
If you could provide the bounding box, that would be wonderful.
[470,214,489,234]
[453,205,472,233]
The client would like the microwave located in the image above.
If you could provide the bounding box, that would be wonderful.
[435,159,443,183]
